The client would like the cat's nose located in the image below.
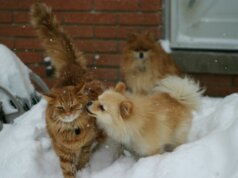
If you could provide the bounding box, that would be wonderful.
[87,101,93,107]
[65,112,71,116]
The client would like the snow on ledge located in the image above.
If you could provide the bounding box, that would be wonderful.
[159,40,172,54]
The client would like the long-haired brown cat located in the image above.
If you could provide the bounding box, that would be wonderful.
[44,84,101,178]
[120,32,181,94]
[30,3,105,178]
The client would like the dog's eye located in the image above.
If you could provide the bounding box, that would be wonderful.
[99,105,106,112]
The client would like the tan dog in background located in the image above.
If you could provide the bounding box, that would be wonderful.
[120,32,181,94]
[86,75,203,157]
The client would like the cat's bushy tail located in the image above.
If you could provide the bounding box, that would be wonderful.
[30,2,86,77]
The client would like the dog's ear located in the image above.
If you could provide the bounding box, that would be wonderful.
[145,31,155,41]
[120,100,133,119]
[127,32,138,43]
[114,82,126,93]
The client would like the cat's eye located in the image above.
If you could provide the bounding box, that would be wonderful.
[56,106,64,111]
[99,105,106,112]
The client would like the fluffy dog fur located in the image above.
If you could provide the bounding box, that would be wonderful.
[86,76,203,157]
[120,32,181,94]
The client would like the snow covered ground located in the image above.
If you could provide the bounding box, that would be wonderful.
[0,43,238,178]
[1,93,238,178]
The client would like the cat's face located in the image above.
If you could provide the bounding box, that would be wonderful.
[45,84,88,123]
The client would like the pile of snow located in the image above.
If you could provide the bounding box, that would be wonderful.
[159,40,172,53]
[0,93,238,178]
[0,44,36,114]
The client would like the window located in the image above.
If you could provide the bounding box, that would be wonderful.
[167,0,238,50]
[163,0,238,74]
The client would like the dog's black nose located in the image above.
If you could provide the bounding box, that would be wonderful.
[139,52,144,59]
[87,101,93,107]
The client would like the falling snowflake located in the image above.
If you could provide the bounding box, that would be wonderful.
[44,56,51,62]
[94,55,100,60]
[46,66,53,70]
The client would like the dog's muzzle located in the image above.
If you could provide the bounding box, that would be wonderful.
[86,101,95,115]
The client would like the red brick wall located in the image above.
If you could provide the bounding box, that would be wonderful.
[0,0,237,96]
[192,73,238,96]
[0,0,161,87]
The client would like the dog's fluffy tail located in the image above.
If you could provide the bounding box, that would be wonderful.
[30,2,86,77]
[154,75,204,111]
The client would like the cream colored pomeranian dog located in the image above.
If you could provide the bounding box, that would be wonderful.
[86,75,203,157]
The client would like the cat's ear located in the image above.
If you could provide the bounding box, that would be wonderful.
[75,82,85,95]
[41,92,56,102]
[114,82,126,93]
[120,100,133,119]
